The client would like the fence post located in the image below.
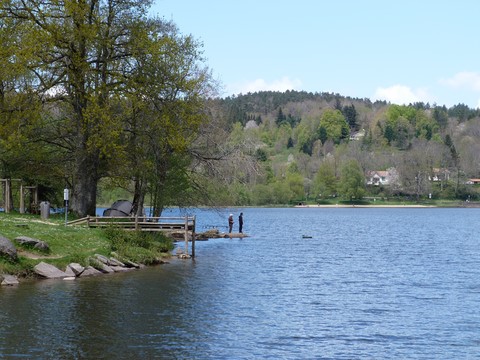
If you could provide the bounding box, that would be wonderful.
[184,216,189,256]
[191,216,196,259]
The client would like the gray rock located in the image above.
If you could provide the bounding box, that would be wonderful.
[110,266,134,272]
[79,266,103,277]
[67,263,85,276]
[98,264,115,273]
[94,254,110,265]
[33,241,50,252]
[124,260,140,268]
[109,257,125,267]
[64,266,76,277]
[90,258,114,273]
[34,262,68,279]
[15,236,49,252]
[0,236,17,262]
[1,274,19,286]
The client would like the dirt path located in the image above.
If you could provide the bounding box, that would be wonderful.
[17,250,62,260]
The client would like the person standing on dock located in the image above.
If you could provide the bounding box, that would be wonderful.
[228,214,234,233]
[238,212,243,233]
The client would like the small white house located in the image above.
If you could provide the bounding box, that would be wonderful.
[366,168,399,186]
[430,168,450,182]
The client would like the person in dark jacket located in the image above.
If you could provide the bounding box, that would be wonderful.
[238,212,243,233]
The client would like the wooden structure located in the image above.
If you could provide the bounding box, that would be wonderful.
[0,179,38,214]
[67,215,197,258]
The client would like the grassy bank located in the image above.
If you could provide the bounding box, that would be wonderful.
[0,213,173,277]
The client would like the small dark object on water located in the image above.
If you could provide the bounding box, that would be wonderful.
[302,235,313,239]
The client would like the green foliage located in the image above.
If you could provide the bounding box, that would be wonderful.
[318,126,328,145]
[286,172,305,200]
[313,160,337,198]
[255,148,268,161]
[104,227,173,265]
[0,257,35,277]
[319,109,350,144]
[0,0,215,217]
[342,104,358,129]
[448,103,479,121]
[338,159,365,201]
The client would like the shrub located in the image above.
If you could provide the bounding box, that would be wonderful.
[103,227,173,265]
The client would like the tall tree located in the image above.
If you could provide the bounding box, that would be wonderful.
[318,109,349,144]
[0,0,215,216]
[444,134,460,195]
[342,104,357,130]
[313,158,337,199]
[0,0,151,215]
[338,159,365,201]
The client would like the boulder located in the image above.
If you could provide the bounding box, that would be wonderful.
[34,262,68,279]
[124,260,140,269]
[64,266,76,277]
[90,258,114,273]
[34,241,50,252]
[78,266,103,277]
[94,254,110,265]
[1,274,19,286]
[0,236,17,262]
[109,257,125,267]
[110,266,134,272]
[15,236,50,252]
[67,263,85,276]
[98,264,115,273]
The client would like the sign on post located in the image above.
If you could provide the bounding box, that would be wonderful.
[64,188,69,225]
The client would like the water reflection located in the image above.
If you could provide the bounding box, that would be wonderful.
[1,208,480,358]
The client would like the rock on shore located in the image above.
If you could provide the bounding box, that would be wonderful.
[32,254,140,280]
[0,236,17,262]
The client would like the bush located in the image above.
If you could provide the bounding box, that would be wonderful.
[103,228,173,265]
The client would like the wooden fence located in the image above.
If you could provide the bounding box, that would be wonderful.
[67,215,196,258]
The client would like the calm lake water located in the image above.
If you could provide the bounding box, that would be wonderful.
[1,207,480,359]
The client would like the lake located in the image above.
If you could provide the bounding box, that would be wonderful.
[1,207,480,359]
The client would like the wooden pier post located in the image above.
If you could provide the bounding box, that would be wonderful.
[184,215,189,256]
[191,216,196,259]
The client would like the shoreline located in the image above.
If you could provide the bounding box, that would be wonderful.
[294,204,436,208]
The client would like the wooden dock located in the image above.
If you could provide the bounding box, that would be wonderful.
[67,215,197,258]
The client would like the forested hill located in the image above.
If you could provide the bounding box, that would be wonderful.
[206,90,480,205]
[218,90,479,128]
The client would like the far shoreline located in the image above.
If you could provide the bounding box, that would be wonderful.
[294,204,436,208]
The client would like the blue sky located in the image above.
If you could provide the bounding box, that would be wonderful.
[151,0,480,108]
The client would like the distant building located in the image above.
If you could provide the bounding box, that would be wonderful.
[466,178,480,185]
[349,129,365,141]
[429,168,450,182]
[366,168,399,186]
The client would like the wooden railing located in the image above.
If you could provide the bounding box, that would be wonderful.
[67,215,197,258]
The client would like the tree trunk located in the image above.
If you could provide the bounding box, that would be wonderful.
[71,152,99,217]
[132,177,146,216]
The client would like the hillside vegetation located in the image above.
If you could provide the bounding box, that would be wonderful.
[1,2,479,212]
[206,90,480,205]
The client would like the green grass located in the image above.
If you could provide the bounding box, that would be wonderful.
[0,212,172,277]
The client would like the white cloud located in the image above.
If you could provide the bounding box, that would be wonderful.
[373,85,431,105]
[440,71,480,91]
[227,76,302,95]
